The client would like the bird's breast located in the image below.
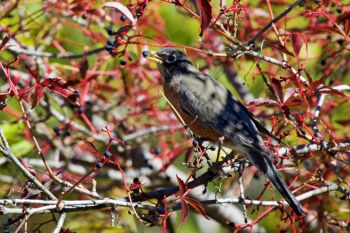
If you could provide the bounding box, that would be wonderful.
[163,84,222,141]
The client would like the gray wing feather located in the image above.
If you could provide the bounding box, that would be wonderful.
[177,70,263,146]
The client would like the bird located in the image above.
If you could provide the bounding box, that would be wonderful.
[144,48,304,216]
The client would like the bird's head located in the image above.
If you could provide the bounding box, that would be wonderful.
[143,48,192,82]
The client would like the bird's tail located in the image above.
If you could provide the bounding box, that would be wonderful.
[243,145,304,216]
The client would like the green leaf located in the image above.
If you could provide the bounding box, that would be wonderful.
[158,5,199,45]
[0,122,25,144]
[11,140,33,157]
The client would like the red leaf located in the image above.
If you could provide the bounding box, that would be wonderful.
[32,85,44,108]
[318,88,346,96]
[176,175,187,195]
[281,99,302,106]
[291,33,303,56]
[79,55,88,79]
[40,78,65,87]
[0,35,10,51]
[25,65,40,83]
[17,87,31,103]
[314,25,339,34]
[130,182,142,191]
[11,74,20,86]
[82,140,100,156]
[270,43,295,57]
[337,12,350,23]
[179,200,189,225]
[40,78,72,98]
[183,197,209,219]
[271,78,283,102]
[104,2,136,25]
[337,12,350,34]
[247,98,278,107]
[197,0,212,36]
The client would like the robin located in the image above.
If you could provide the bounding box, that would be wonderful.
[144,48,304,216]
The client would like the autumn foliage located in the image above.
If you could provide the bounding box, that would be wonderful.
[0,0,349,232]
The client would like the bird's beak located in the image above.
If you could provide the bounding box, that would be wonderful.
[145,51,162,63]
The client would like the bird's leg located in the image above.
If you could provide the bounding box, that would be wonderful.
[215,136,225,162]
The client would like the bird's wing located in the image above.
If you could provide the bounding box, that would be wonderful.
[177,69,263,146]
[237,101,282,143]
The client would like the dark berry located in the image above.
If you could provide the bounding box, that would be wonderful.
[103,150,112,158]
[336,8,342,14]
[56,130,63,137]
[105,45,113,51]
[85,100,93,108]
[209,145,216,151]
[78,106,84,114]
[298,0,306,7]
[53,127,63,137]
[154,147,162,155]
[320,59,326,66]
[133,177,139,183]
[336,39,344,46]
[142,50,149,58]
[106,28,115,36]
[107,39,114,46]
[69,101,77,108]
[65,130,71,136]
[120,15,126,21]
[73,91,80,98]
[120,59,127,65]
[95,161,103,168]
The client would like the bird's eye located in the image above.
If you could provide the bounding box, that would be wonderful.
[166,54,177,63]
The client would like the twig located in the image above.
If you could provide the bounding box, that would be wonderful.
[311,93,326,139]
[1,183,345,215]
[0,128,57,200]
[278,142,350,157]
[52,212,66,233]
[6,37,105,59]
[238,162,248,223]
[0,198,162,214]
[247,0,305,45]
[174,183,344,209]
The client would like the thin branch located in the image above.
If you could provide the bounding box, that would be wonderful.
[278,141,350,157]
[52,212,66,233]
[5,37,105,59]
[0,198,162,214]
[247,0,305,45]
[0,183,345,216]
[0,128,57,200]
[311,93,326,138]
